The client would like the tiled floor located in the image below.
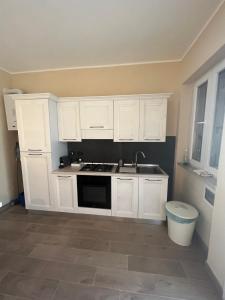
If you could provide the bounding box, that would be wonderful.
[0,205,221,300]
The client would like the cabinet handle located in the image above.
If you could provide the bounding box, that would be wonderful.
[28,149,42,151]
[62,138,77,141]
[89,126,104,129]
[117,178,133,181]
[144,179,162,182]
[144,138,161,141]
[118,138,134,141]
[57,176,71,178]
[28,153,43,156]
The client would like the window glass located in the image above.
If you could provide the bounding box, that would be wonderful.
[210,69,225,168]
[192,81,208,162]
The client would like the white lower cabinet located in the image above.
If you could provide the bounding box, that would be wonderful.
[53,174,78,212]
[138,177,168,220]
[112,176,138,218]
[21,152,52,210]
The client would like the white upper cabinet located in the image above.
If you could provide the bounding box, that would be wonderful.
[58,101,81,142]
[21,152,52,210]
[138,177,168,220]
[80,100,113,129]
[114,98,140,142]
[112,176,138,218]
[16,99,51,152]
[80,100,113,139]
[139,97,167,142]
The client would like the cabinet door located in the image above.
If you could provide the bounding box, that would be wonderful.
[80,100,113,129]
[139,98,167,142]
[54,175,78,212]
[21,152,52,210]
[16,100,51,152]
[114,99,139,142]
[112,177,138,218]
[138,177,168,220]
[58,101,81,142]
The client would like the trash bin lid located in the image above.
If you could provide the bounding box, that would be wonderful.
[166,201,199,220]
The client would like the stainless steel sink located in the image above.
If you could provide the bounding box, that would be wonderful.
[117,165,165,175]
[136,166,164,175]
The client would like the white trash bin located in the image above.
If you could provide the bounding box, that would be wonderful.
[166,201,199,246]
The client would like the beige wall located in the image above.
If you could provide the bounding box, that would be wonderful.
[207,117,225,288]
[0,69,18,206]
[11,62,182,136]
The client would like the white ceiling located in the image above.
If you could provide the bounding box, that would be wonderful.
[0,0,223,73]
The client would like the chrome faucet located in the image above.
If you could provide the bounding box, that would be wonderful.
[134,151,146,167]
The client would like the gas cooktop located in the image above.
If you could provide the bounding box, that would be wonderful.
[79,163,114,172]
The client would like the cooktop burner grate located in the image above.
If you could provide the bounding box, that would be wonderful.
[80,164,114,172]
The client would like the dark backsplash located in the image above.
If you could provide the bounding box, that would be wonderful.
[68,137,176,200]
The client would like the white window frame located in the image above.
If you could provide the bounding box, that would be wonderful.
[190,58,225,177]
[206,59,225,176]
[190,72,211,169]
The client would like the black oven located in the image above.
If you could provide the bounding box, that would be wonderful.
[77,175,111,209]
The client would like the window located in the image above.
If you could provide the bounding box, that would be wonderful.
[192,81,207,162]
[191,59,225,176]
[209,69,225,169]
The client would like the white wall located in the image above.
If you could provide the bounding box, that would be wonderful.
[0,69,18,206]
[174,1,225,290]
[207,120,225,288]
[175,84,214,247]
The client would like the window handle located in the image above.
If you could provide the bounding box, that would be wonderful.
[196,121,206,124]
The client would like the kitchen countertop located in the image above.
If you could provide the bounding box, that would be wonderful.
[52,164,168,178]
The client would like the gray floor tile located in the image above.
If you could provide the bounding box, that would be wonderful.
[24,232,69,246]
[180,260,212,281]
[29,244,76,263]
[0,206,220,300]
[74,248,128,269]
[0,272,58,300]
[0,254,46,276]
[0,270,8,282]
[119,292,178,300]
[0,239,34,256]
[0,220,29,232]
[67,237,110,251]
[128,256,186,277]
[153,274,221,300]
[110,241,204,262]
[0,294,30,300]
[0,230,26,242]
[94,267,155,294]
[40,260,96,284]
[53,281,119,300]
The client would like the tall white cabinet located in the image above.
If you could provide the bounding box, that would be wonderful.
[16,99,51,152]
[15,93,66,211]
[20,152,52,209]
